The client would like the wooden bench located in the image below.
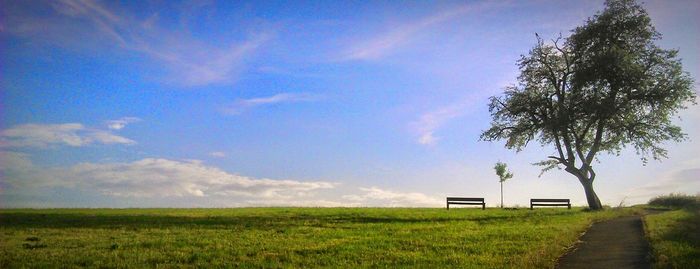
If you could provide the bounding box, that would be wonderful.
[446,197,485,210]
[530,198,571,209]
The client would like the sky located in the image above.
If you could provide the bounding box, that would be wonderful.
[1,0,698,208]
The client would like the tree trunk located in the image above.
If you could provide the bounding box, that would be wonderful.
[500,181,504,208]
[580,178,603,210]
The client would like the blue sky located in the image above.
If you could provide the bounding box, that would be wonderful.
[1,0,698,208]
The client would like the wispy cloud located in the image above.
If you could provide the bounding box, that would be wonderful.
[132,32,271,86]
[220,93,319,115]
[209,151,226,158]
[342,187,441,207]
[339,2,501,61]
[105,117,141,130]
[0,123,135,148]
[625,158,700,202]
[50,0,126,45]
[4,0,270,87]
[411,96,479,145]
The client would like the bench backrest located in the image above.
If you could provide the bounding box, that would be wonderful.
[530,199,569,203]
[447,197,484,202]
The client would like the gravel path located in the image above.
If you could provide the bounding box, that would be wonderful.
[556,215,650,269]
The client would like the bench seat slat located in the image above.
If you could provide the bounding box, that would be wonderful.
[530,198,571,209]
[446,197,485,210]
[530,199,570,202]
[447,197,484,201]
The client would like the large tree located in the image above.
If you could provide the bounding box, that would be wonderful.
[480,0,696,210]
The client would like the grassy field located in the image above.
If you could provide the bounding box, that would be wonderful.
[1,207,641,268]
[644,208,700,268]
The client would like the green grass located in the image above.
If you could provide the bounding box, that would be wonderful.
[1,207,640,268]
[644,208,700,269]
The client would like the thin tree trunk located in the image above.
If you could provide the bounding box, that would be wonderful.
[580,178,603,210]
[500,181,504,208]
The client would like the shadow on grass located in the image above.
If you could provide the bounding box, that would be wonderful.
[0,213,457,229]
[0,209,580,229]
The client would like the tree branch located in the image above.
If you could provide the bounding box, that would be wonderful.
[585,119,605,164]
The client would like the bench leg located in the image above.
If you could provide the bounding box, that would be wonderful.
[530,204,533,210]
[446,202,449,210]
[482,204,485,210]
[568,205,571,209]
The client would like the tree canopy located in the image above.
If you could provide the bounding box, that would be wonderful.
[480,0,696,210]
[494,162,513,183]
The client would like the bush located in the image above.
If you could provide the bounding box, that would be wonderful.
[648,193,699,208]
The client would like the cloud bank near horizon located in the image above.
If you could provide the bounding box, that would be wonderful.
[0,149,444,208]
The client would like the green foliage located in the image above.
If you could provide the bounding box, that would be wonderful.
[644,209,700,268]
[648,193,699,209]
[568,0,696,162]
[481,0,695,164]
[494,162,514,183]
[0,208,640,268]
[532,159,560,177]
[480,0,695,210]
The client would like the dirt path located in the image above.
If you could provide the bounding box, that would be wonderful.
[556,215,650,269]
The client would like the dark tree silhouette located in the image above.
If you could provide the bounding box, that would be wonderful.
[481,0,696,210]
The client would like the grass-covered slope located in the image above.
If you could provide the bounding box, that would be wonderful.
[1,208,639,268]
[644,209,700,268]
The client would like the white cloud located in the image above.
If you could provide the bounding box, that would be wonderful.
[88,130,136,145]
[342,187,442,207]
[0,151,33,172]
[106,117,141,130]
[209,151,226,158]
[418,133,438,146]
[239,199,360,207]
[1,154,336,199]
[339,2,502,61]
[220,93,319,115]
[0,123,135,148]
[1,151,445,207]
